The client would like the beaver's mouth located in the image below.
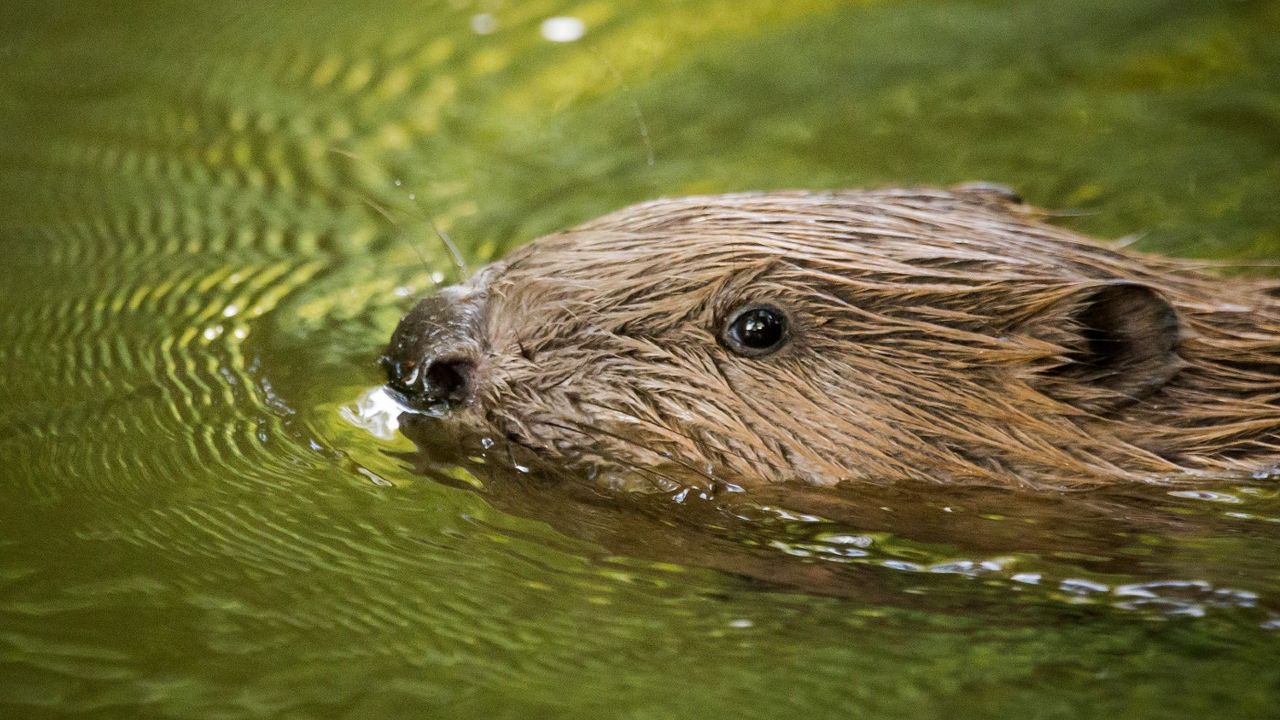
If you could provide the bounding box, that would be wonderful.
[396,406,559,478]
[381,383,451,416]
[378,350,478,411]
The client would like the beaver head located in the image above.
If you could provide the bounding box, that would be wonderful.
[382,186,1280,490]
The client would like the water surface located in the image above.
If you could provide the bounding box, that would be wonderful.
[3,1,1280,718]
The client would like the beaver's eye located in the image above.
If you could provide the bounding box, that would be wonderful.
[722,305,789,357]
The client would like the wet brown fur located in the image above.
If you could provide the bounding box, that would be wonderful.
[389,186,1280,490]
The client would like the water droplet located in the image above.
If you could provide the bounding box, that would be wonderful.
[471,13,498,35]
[930,560,980,575]
[816,533,873,548]
[541,16,585,43]
[1168,490,1243,504]
[1059,578,1110,595]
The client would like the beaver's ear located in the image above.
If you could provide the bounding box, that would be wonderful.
[1028,283,1183,412]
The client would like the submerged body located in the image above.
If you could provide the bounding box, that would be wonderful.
[382,186,1280,490]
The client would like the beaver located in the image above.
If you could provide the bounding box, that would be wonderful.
[381,185,1280,491]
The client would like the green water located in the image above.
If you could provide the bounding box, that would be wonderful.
[3,1,1280,717]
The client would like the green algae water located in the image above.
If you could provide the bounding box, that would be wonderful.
[4,1,1280,717]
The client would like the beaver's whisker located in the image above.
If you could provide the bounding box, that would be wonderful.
[535,422,689,493]
[591,50,656,168]
[359,195,398,226]
[359,197,436,280]
[540,415,721,481]
[327,145,464,283]
[423,214,471,283]
[488,413,666,487]
[538,417,724,491]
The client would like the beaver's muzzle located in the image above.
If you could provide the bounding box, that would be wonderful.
[380,286,486,412]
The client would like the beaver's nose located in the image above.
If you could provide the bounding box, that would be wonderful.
[381,288,484,409]
[381,354,475,404]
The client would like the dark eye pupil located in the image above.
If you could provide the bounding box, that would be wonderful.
[733,307,785,350]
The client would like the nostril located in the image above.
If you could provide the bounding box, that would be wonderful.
[382,356,420,394]
[423,357,474,403]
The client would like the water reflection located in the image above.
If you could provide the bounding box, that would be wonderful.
[376,396,1280,625]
